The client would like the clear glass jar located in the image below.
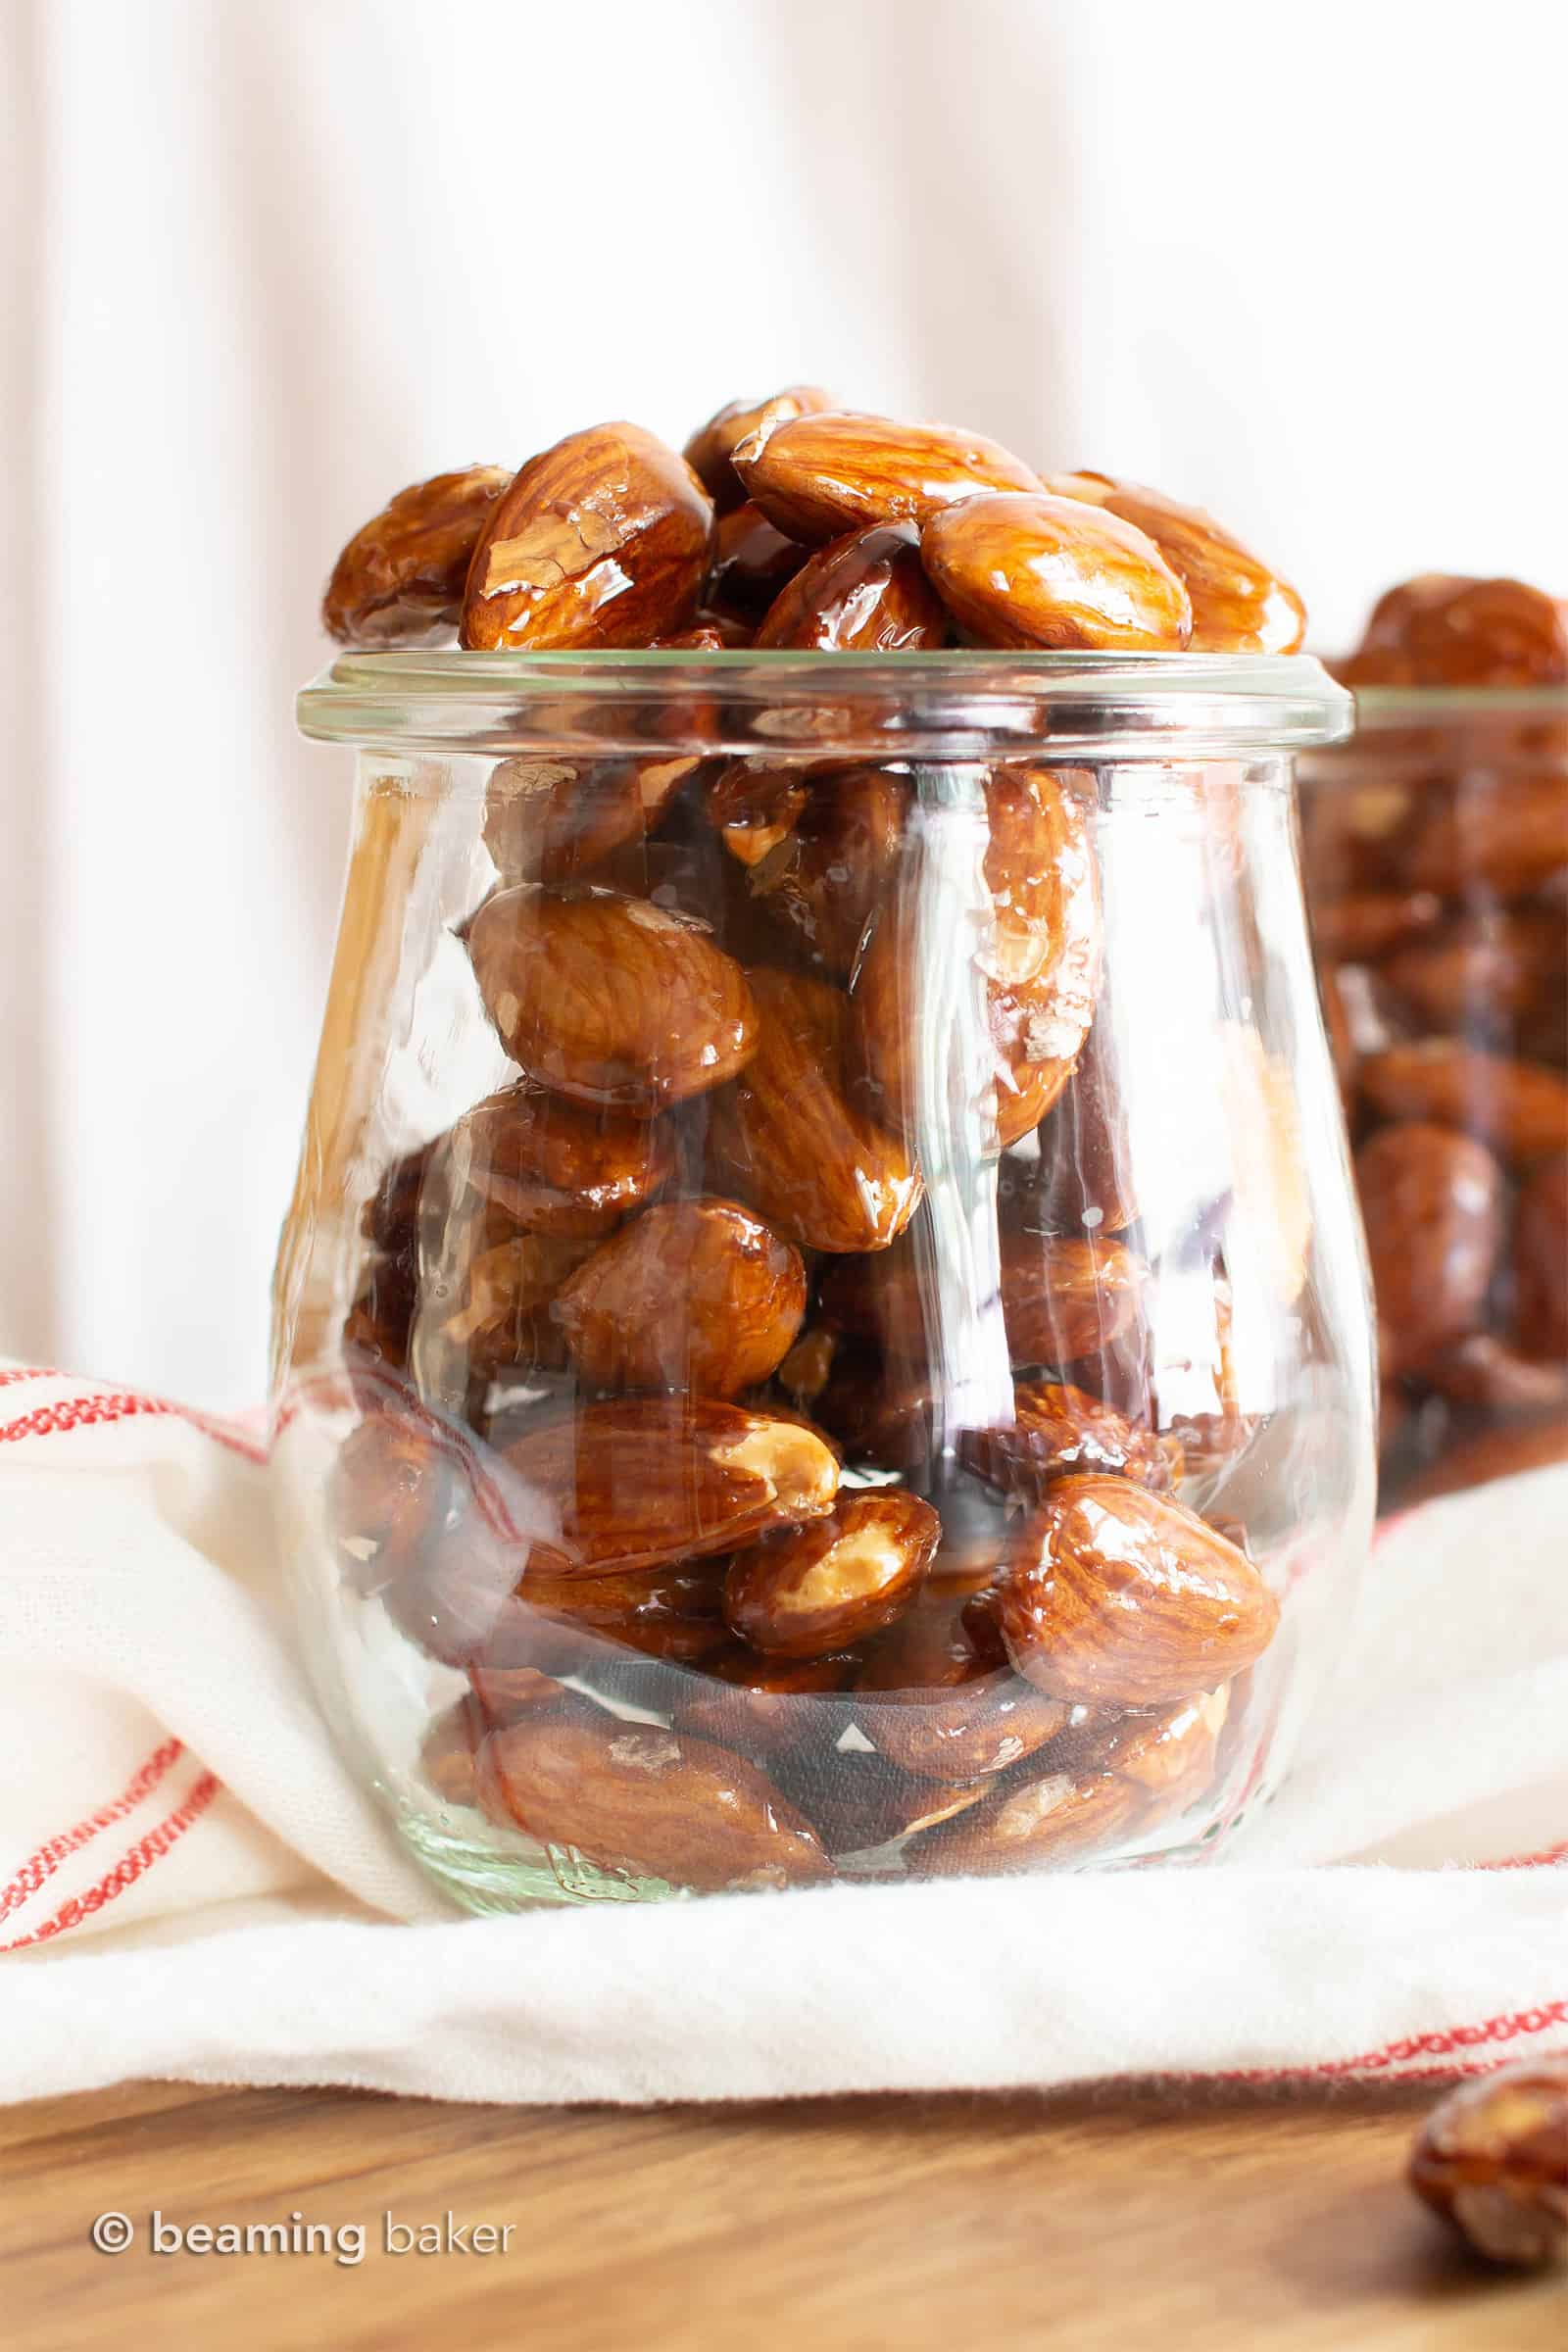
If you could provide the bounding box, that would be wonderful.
[274,649,1370,1910]
[1299,693,1568,1508]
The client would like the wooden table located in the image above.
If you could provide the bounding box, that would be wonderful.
[3,2079,1562,2348]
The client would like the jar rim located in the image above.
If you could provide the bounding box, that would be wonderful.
[297,648,1351,763]
[1347,683,1568,729]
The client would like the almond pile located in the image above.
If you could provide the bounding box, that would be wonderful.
[1304,574,1568,1506]
[322,389,1310,1896]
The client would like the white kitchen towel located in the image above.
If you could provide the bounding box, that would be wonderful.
[0,1359,1564,2107]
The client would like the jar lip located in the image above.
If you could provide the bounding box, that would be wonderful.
[298,647,1351,761]
[1347,683,1568,728]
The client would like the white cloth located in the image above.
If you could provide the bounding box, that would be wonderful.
[6,0,1568,1409]
[1,1363,1565,2107]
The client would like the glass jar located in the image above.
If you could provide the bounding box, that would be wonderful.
[1299,692,1568,1508]
[274,649,1370,1911]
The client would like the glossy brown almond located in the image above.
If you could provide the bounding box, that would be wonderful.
[1359,1042,1568,1163]
[683,385,837,514]
[553,1196,807,1397]
[814,1226,1147,1372]
[1083,1685,1232,1803]
[509,1561,730,1667]
[704,759,815,867]
[996,1477,1280,1708]
[1346,574,1568,688]
[477,1712,832,1890]
[482,755,697,886]
[710,967,922,1252]
[1047,471,1305,654]
[1514,1155,1568,1362]
[921,491,1193,652]
[1408,2059,1568,2267]
[1403,777,1568,901]
[323,466,513,645]
[855,766,1102,1150]
[793,1762,993,1857]
[332,1403,542,1668]
[332,1411,458,1592]
[461,422,713,652]
[704,500,810,626]
[674,1647,858,1760]
[342,1250,416,1374]
[1380,909,1565,1040]
[999,1229,1150,1367]
[1401,1411,1568,1505]
[1310,891,1445,964]
[723,1492,940,1658]
[441,1083,673,1241]
[961,1380,1181,1496]
[755,520,948,652]
[421,1701,484,1808]
[811,1355,933,1473]
[855,1674,1071,1785]
[498,1396,839,1578]
[1358,1122,1506,1379]
[734,411,1043,545]
[466,1664,575,1725]
[467,885,758,1110]
[1421,1333,1568,1416]
[438,1233,592,1380]
[361,1141,441,1250]
[916,1766,1144,1874]
[749,765,909,975]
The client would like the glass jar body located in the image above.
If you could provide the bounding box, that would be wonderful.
[273,653,1372,1910]
[1299,696,1568,1508]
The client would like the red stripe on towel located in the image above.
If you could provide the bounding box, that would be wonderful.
[0,1739,187,1922]
[0,1387,267,1463]
[0,1772,222,1953]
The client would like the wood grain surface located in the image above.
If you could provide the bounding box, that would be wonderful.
[2,2078,1563,2349]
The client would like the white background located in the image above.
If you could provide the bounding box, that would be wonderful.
[3,0,1565,1406]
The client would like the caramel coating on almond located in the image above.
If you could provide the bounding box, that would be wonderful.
[711,967,922,1252]
[461,421,713,652]
[438,1231,591,1380]
[1408,2059,1568,2267]
[855,764,1102,1151]
[917,1767,1143,1874]
[1341,574,1568,688]
[1048,471,1304,655]
[1359,1042,1568,1164]
[1514,1156,1568,1364]
[442,1083,673,1240]
[478,1712,832,1890]
[468,885,759,1111]
[998,1229,1150,1367]
[1355,1121,1504,1379]
[997,1477,1279,1708]
[920,491,1193,652]
[749,765,909,975]
[674,1646,858,1760]
[683,385,836,514]
[554,1196,807,1398]
[499,1396,840,1579]
[482,754,698,887]
[323,466,513,645]
[724,1491,940,1658]
[756,521,948,652]
[508,1562,730,1668]
[961,1380,1180,1496]
[735,411,1043,544]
